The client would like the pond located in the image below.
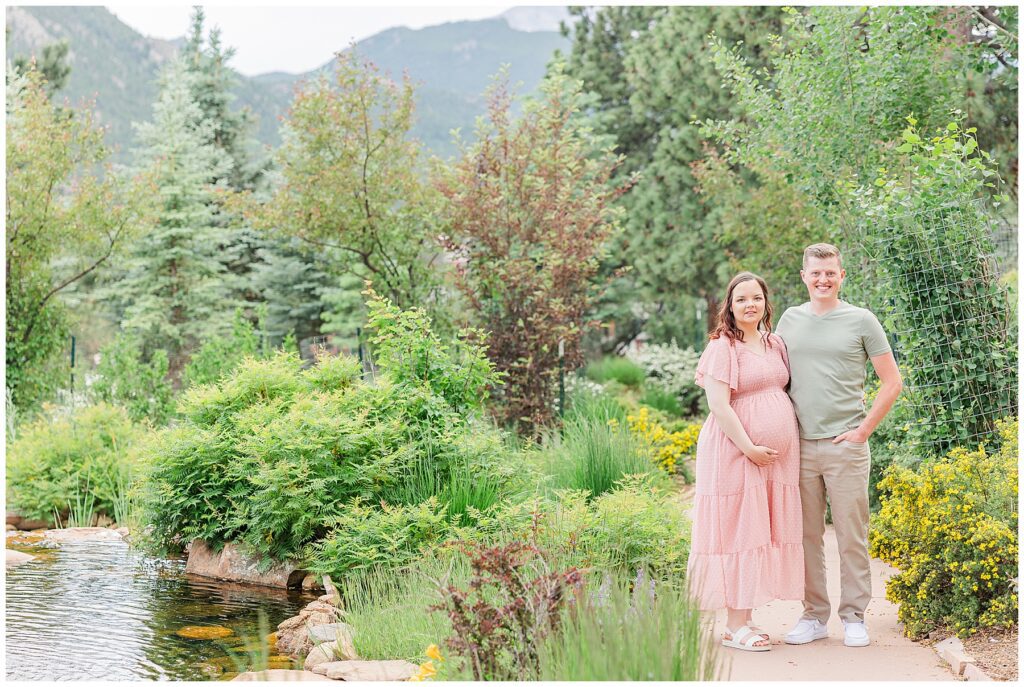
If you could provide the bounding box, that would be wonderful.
[5,533,316,681]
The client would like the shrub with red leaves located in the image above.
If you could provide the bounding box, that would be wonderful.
[430,541,584,680]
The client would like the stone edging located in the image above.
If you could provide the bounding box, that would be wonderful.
[933,636,995,681]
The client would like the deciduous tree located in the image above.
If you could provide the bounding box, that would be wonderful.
[437,68,630,433]
[5,68,148,408]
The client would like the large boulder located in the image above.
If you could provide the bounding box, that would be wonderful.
[6,512,22,527]
[186,540,308,589]
[311,660,419,681]
[16,518,52,531]
[6,549,35,567]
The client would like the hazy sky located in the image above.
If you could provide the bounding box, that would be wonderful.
[107,3,518,76]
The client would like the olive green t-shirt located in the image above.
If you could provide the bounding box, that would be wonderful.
[775,301,892,440]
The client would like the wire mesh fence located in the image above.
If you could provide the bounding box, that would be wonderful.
[858,197,1017,453]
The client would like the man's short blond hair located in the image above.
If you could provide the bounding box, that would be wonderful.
[803,243,842,268]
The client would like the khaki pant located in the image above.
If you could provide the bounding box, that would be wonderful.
[799,437,871,623]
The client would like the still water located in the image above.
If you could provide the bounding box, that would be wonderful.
[5,534,315,681]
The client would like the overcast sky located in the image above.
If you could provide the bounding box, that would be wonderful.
[107,3,518,76]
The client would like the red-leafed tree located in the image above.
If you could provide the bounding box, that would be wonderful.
[437,66,633,434]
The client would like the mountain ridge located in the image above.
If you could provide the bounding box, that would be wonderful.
[6,6,570,160]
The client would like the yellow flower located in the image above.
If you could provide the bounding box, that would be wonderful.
[410,660,437,682]
[426,644,444,662]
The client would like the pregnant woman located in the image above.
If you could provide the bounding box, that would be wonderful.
[686,272,804,652]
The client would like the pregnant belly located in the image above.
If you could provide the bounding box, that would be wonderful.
[732,391,795,448]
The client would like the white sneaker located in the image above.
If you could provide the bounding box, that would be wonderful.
[843,621,870,647]
[784,618,828,645]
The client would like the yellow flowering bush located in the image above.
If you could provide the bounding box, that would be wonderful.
[869,418,1018,638]
[622,407,700,476]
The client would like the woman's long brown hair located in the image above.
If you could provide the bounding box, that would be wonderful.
[710,272,774,346]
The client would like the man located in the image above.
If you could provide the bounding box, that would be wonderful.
[775,243,903,648]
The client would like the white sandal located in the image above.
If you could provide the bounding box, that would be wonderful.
[722,625,771,652]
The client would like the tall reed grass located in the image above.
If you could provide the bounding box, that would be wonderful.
[536,572,721,680]
[543,415,658,498]
[335,554,467,662]
[381,455,503,526]
[55,476,97,528]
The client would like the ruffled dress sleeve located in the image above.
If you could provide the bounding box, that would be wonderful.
[694,337,738,391]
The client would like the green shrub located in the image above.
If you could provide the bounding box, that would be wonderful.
[585,356,645,388]
[307,498,451,579]
[639,385,684,417]
[536,573,719,680]
[466,476,688,583]
[364,287,498,416]
[853,121,1017,451]
[6,403,147,522]
[588,475,690,579]
[92,333,175,425]
[182,309,266,389]
[142,295,509,566]
[869,418,1018,638]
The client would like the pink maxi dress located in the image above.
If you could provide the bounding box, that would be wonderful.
[686,333,804,610]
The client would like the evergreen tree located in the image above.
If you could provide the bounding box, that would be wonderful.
[181,6,267,192]
[560,6,783,345]
[116,57,233,379]
[11,39,71,96]
[182,7,328,346]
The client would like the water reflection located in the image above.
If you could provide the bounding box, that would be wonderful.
[5,537,314,681]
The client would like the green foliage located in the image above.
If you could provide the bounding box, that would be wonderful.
[306,498,450,579]
[143,296,512,565]
[560,6,783,345]
[870,418,1018,638]
[11,39,71,96]
[703,6,959,214]
[587,476,690,579]
[471,475,688,583]
[955,6,1018,196]
[181,7,268,192]
[584,356,644,388]
[541,416,661,500]
[6,403,147,521]
[182,309,264,389]
[92,333,175,425]
[639,386,683,417]
[626,340,704,416]
[699,6,967,312]
[364,287,497,416]
[247,50,448,317]
[6,67,148,409]
[851,120,1017,449]
[536,573,719,680]
[438,66,628,433]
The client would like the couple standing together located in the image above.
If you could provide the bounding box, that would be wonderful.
[687,243,904,652]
